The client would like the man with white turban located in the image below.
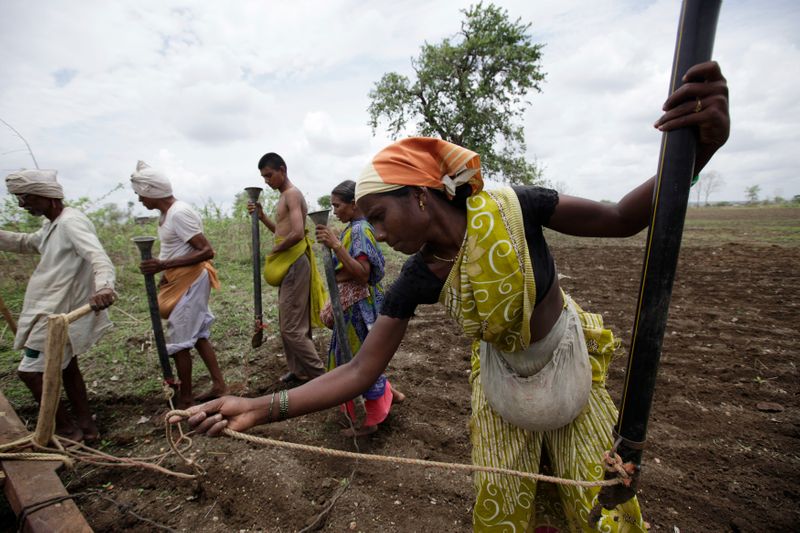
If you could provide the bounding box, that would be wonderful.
[131,161,228,408]
[1,169,116,442]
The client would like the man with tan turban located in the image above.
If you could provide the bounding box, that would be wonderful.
[131,161,228,408]
[1,169,116,442]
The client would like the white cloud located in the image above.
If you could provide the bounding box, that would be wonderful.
[301,111,371,157]
[0,0,798,209]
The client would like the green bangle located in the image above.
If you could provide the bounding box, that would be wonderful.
[690,174,700,187]
[267,392,276,422]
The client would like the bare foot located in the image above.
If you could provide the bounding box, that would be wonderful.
[78,421,100,443]
[334,411,354,429]
[194,386,230,403]
[392,389,406,405]
[56,425,84,443]
[340,424,378,438]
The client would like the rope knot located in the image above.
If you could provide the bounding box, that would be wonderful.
[602,451,637,487]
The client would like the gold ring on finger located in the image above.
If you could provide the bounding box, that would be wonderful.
[694,97,702,113]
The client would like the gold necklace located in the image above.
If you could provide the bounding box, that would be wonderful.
[424,243,458,263]
[432,252,457,263]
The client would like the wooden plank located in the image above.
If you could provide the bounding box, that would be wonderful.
[0,391,92,532]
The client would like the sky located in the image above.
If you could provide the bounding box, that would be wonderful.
[1,0,798,214]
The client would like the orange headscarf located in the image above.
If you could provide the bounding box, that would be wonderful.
[355,137,484,201]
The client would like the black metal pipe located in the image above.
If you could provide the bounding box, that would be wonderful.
[616,0,722,465]
[245,187,264,348]
[132,236,175,384]
[308,210,354,364]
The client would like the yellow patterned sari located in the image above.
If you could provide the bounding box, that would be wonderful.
[441,187,646,532]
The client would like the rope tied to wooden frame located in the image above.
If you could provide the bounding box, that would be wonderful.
[0,304,200,479]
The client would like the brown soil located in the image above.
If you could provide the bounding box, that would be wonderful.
[6,215,800,532]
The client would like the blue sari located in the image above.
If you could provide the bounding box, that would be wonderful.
[327,218,387,401]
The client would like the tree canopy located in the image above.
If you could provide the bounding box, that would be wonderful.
[317,194,331,210]
[232,189,280,219]
[367,2,545,185]
[745,185,761,204]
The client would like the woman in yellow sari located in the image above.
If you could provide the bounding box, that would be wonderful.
[179,61,730,531]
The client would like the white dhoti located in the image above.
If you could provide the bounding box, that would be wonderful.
[18,344,75,373]
[166,269,215,355]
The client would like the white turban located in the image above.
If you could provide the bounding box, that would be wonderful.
[5,169,64,199]
[130,160,173,198]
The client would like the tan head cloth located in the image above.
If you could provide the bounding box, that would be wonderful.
[355,137,483,202]
[5,169,64,199]
[130,160,173,198]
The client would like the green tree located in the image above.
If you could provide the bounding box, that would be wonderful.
[317,194,331,210]
[232,189,280,219]
[745,185,761,204]
[0,195,39,230]
[367,2,545,185]
[87,202,134,226]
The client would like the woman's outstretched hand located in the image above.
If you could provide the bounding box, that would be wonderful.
[169,395,265,436]
[654,61,730,168]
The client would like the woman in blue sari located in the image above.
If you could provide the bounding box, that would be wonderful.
[315,180,404,436]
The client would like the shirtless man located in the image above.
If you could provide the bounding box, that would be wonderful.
[248,153,326,388]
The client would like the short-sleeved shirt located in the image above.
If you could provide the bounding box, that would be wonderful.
[158,201,203,260]
[381,186,559,319]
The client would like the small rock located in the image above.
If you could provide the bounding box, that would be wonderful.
[756,402,784,413]
[654,457,661,464]
[110,375,119,381]
[137,416,150,425]
[394,500,401,505]
[349,522,357,530]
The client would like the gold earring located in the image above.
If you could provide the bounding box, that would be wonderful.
[419,200,425,210]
